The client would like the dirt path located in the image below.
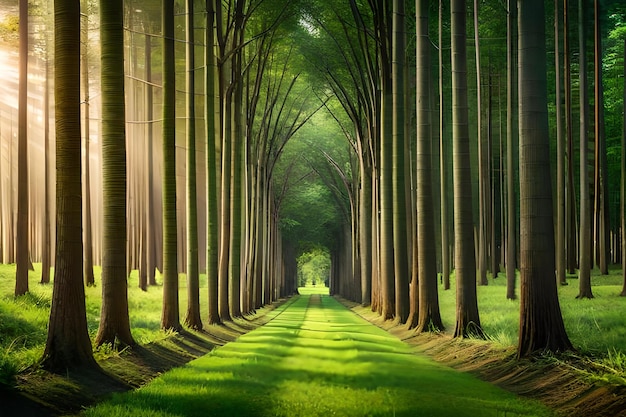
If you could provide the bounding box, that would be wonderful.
[83,294,552,416]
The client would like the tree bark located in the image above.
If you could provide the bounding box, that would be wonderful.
[42,0,99,370]
[161,0,181,330]
[15,0,29,296]
[451,0,482,338]
[517,0,573,357]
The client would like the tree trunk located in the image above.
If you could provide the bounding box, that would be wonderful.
[15,0,29,296]
[564,0,578,275]
[439,0,450,291]
[555,0,567,286]
[41,44,51,285]
[161,0,181,330]
[205,0,220,323]
[391,0,409,324]
[593,0,608,276]
[621,39,626,297]
[451,0,482,338]
[517,0,573,357]
[577,0,593,299]
[42,0,99,370]
[184,0,202,330]
[506,0,517,300]
[81,10,95,287]
[474,0,488,287]
[95,0,135,347]
[412,0,444,333]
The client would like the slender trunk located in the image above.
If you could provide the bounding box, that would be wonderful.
[506,0,517,299]
[564,0,578,275]
[413,0,443,333]
[15,0,29,296]
[452,0,482,338]
[161,0,181,330]
[81,11,95,287]
[555,0,566,286]
[474,0,487,286]
[206,0,220,323]
[439,0,450,291]
[621,39,626,296]
[577,0,593,299]
[392,0,409,323]
[593,0,608,275]
[185,0,202,330]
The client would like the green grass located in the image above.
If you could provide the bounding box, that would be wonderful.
[437,266,626,357]
[83,294,551,417]
[0,263,203,384]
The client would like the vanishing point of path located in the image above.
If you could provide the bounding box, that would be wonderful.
[84,292,552,417]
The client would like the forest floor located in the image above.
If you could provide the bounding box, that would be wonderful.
[340,298,626,417]
[2,294,625,416]
[0,299,288,417]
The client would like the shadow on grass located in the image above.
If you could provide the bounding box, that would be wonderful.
[84,295,551,417]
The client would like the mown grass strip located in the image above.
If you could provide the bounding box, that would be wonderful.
[83,293,552,417]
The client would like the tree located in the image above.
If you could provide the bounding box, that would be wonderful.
[81,7,95,287]
[578,0,593,299]
[412,0,443,333]
[205,0,220,324]
[505,0,517,299]
[94,0,135,348]
[451,0,482,338]
[161,0,181,331]
[391,0,409,323]
[42,0,98,370]
[621,38,626,297]
[15,0,29,297]
[184,0,202,330]
[555,0,566,287]
[517,0,573,357]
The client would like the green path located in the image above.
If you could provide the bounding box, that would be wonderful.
[84,295,552,417]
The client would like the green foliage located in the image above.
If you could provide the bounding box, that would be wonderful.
[297,247,330,287]
[0,14,18,45]
[84,295,551,417]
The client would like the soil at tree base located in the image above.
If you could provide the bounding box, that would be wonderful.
[3,294,626,416]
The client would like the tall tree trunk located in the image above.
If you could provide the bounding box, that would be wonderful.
[451,0,482,338]
[184,0,202,330]
[392,0,409,323]
[517,0,573,358]
[95,0,135,347]
[506,0,517,299]
[15,0,29,296]
[161,0,181,330]
[205,0,220,324]
[439,0,450,291]
[474,0,488,286]
[577,0,593,299]
[555,0,567,286]
[593,0,608,275]
[81,10,95,287]
[564,0,577,275]
[41,46,51,285]
[412,0,443,333]
[42,0,98,370]
[621,39,626,297]
[145,31,157,287]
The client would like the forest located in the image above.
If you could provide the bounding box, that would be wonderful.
[1,0,626,415]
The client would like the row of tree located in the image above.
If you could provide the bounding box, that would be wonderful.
[290,0,624,357]
[4,0,625,369]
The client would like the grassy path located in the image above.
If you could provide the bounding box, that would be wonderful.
[84,294,552,417]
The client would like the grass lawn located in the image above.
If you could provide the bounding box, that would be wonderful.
[83,293,551,417]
